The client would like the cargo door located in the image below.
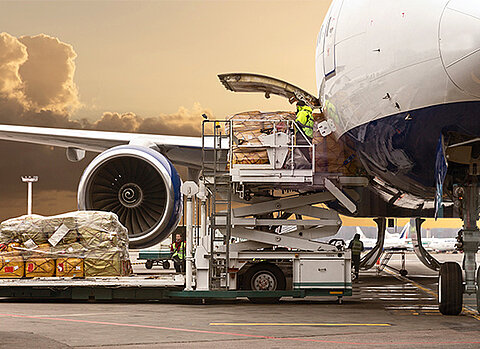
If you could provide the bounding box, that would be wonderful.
[323,0,344,77]
[218,73,320,108]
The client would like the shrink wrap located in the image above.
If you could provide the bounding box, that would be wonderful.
[0,211,131,278]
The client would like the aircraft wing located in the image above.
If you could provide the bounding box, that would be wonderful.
[0,124,211,167]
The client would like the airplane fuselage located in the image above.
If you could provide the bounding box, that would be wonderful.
[316,0,480,216]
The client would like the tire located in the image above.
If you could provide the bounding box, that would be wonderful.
[145,260,154,269]
[400,269,408,277]
[243,263,286,304]
[477,266,480,313]
[163,261,171,270]
[438,262,463,315]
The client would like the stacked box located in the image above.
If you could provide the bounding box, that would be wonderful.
[226,110,363,175]
[311,114,362,176]
[0,214,46,245]
[84,250,123,277]
[25,258,55,277]
[56,258,84,277]
[25,243,55,277]
[0,256,24,278]
[227,111,297,166]
[53,242,85,277]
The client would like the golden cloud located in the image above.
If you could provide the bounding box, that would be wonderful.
[0,32,212,220]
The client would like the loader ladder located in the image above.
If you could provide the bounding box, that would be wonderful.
[201,120,232,290]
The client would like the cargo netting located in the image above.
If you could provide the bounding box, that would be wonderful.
[0,211,132,278]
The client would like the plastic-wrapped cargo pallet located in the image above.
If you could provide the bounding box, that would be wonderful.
[0,211,132,278]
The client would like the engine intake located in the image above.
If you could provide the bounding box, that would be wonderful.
[78,145,182,248]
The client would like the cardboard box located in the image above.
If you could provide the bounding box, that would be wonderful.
[78,228,118,249]
[56,258,84,278]
[25,258,55,277]
[0,256,24,278]
[85,250,131,277]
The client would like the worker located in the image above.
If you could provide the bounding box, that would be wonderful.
[295,100,314,164]
[348,233,364,280]
[170,233,185,273]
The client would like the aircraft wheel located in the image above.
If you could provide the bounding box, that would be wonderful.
[399,269,408,277]
[145,260,154,269]
[244,263,286,304]
[477,266,480,313]
[438,262,463,315]
[163,260,171,270]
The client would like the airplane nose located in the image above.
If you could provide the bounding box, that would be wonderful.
[439,0,480,98]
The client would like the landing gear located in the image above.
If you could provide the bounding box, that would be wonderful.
[244,262,286,304]
[451,178,480,314]
[438,262,463,315]
[360,218,386,270]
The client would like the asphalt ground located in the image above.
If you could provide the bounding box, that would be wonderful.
[0,252,478,348]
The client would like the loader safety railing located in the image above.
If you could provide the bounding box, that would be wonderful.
[226,118,315,184]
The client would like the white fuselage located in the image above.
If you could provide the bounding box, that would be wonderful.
[316,0,480,137]
[313,0,480,214]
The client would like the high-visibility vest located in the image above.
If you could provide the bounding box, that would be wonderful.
[295,106,314,138]
[171,241,185,259]
[351,240,363,255]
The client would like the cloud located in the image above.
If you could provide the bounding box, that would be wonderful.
[18,34,80,114]
[0,32,211,220]
[91,103,211,136]
[0,32,80,115]
[0,33,27,101]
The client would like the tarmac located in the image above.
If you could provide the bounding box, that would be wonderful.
[0,253,479,348]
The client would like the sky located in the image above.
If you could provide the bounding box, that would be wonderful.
[0,0,330,118]
[0,0,462,230]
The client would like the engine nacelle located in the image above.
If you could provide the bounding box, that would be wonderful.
[78,145,182,249]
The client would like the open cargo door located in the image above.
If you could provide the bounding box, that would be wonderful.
[218,73,320,108]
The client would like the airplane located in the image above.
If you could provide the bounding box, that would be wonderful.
[352,223,410,250]
[0,0,478,315]
[425,237,458,253]
[392,225,458,252]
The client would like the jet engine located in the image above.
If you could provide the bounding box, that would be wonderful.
[77,145,182,249]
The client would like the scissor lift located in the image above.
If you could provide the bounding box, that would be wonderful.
[191,119,371,301]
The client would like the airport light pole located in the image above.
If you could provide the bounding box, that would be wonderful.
[21,176,38,215]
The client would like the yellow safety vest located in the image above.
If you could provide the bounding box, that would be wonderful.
[295,106,314,138]
[171,241,185,259]
[351,240,363,255]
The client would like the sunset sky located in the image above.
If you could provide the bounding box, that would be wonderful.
[0,0,462,229]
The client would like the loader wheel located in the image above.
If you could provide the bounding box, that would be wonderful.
[399,269,408,277]
[438,262,463,315]
[163,261,171,270]
[145,260,153,269]
[244,263,286,304]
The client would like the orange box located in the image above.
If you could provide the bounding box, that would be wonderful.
[0,256,24,278]
[56,258,84,278]
[25,258,55,277]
